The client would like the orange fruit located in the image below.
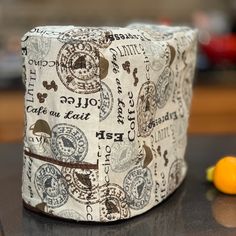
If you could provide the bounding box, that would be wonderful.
[211,156,236,194]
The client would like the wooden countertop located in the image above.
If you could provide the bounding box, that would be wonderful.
[1,85,236,142]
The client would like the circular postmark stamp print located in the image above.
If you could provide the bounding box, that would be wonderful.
[56,209,85,221]
[51,124,88,163]
[110,140,138,172]
[156,67,174,108]
[123,166,153,210]
[137,81,157,137]
[142,42,174,71]
[100,184,130,221]
[58,27,112,48]
[56,41,100,94]
[62,167,99,204]
[27,35,51,60]
[34,164,68,208]
[172,117,188,150]
[167,159,185,195]
[100,82,114,121]
[182,70,193,110]
[129,24,174,41]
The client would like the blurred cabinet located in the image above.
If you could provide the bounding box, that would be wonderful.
[190,86,236,133]
[0,85,236,142]
[0,90,24,142]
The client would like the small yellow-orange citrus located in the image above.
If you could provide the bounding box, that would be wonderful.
[208,156,236,195]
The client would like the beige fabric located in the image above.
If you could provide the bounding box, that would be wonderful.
[21,24,197,222]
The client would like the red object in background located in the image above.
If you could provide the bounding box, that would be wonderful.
[200,34,236,66]
[158,18,171,26]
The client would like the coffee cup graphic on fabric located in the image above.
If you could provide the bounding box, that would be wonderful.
[29,119,51,155]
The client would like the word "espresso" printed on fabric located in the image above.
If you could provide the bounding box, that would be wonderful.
[148,111,178,129]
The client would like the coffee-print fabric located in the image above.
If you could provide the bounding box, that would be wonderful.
[21,24,197,222]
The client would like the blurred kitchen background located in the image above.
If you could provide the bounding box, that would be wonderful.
[0,0,236,142]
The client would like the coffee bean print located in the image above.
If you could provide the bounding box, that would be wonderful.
[37,93,47,103]
[43,80,58,91]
